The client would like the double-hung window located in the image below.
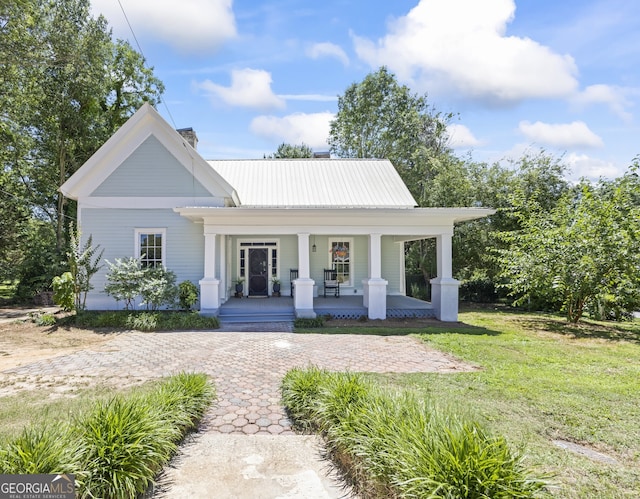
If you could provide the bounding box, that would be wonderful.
[135,229,166,268]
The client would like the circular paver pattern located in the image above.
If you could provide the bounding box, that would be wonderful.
[1,328,475,434]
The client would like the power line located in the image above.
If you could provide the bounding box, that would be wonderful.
[115,0,176,128]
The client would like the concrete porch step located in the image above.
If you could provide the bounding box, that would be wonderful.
[218,311,296,323]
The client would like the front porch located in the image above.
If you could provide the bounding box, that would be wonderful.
[218,295,435,324]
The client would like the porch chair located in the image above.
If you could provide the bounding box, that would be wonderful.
[290,269,298,297]
[323,268,340,298]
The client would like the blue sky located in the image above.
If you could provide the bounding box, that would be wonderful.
[90,0,640,180]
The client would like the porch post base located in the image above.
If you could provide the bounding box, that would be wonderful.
[295,309,317,319]
[294,278,316,318]
[430,277,460,322]
[365,278,388,320]
[199,277,220,311]
[199,308,219,317]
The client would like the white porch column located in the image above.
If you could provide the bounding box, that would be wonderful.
[363,233,387,320]
[219,234,227,301]
[199,229,220,315]
[294,233,316,318]
[429,233,460,322]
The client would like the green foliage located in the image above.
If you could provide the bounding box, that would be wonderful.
[67,226,104,310]
[14,221,65,301]
[72,310,220,331]
[497,167,640,322]
[0,0,164,255]
[281,368,546,498]
[104,257,146,310]
[0,374,214,497]
[139,266,178,311]
[294,316,326,328]
[104,258,178,311]
[267,142,313,158]
[0,424,80,474]
[178,280,199,310]
[329,66,452,204]
[52,271,75,311]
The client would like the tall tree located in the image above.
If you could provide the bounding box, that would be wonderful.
[328,67,453,205]
[0,0,164,295]
[267,143,313,158]
[497,164,640,322]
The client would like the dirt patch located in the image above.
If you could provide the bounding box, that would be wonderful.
[0,315,116,372]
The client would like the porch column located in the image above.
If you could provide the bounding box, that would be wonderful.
[363,233,387,320]
[294,232,316,318]
[429,233,459,322]
[199,229,220,315]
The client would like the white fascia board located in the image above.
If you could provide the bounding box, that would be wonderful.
[174,207,494,236]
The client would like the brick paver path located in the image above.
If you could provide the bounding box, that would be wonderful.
[2,329,475,434]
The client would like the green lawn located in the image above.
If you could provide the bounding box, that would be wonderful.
[375,310,640,498]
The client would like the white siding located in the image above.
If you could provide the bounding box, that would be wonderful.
[382,236,403,294]
[92,136,213,198]
[81,208,203,310]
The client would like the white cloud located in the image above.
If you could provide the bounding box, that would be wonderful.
[197,69,285,110]
[566,153,620,180]
[518,121,604,148]
[352,0,578,103]
[91,0,236,53]
[447,124,482,148]
[572,84,633,122]
[306,42,350,66]
[249,112,334,149]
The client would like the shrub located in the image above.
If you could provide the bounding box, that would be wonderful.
[140,266,178,311]
[178,280,199,310]
[104,257,146,310]
[0,374,215,498]
[294,316,326,328]
[281,368,547,498]
[70,311,219,331]
[0,424,80,474]
[52,271,75,311]
[29,311,57,327]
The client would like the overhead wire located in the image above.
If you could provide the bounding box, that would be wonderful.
[115,0,176,128]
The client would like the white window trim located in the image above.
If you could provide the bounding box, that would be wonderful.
[135,228,167,267]
[328,237,354,287]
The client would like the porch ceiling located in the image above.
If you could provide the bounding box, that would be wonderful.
[173,207,495,237]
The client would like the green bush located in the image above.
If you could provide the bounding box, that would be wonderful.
[294,316,326,328]
[178,280,199,310]
[281,368,547,498]
[0,373,215,498]
[0,424,80,474]
[70,311,219,331]
[29,311,56,327]
[52,271,75,311]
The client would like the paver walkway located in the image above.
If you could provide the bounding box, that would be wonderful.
[2,329,475,435]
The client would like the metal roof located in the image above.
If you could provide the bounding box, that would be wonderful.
[208,159,417,208]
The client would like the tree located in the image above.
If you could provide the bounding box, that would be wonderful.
[328,67,453,205]
[267,143,313,158]
[0,0,163,298]
[497,165,640,322]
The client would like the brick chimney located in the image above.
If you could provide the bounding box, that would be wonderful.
[177,127,198,150]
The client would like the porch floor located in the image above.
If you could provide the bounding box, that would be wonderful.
[218,295,434,322]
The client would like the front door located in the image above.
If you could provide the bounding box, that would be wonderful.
[248,248,268,296]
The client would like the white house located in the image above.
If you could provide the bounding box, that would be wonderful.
[60,103,493,321]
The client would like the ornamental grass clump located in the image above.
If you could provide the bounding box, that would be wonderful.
[0,424,81,475]
[281,368,547,498]
[0,373,215,498]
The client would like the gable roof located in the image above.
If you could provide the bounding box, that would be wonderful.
[210,159,417,208]
[60,103,237,202]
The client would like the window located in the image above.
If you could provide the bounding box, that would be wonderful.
[329,239,352,286]
[135,229,166,268]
